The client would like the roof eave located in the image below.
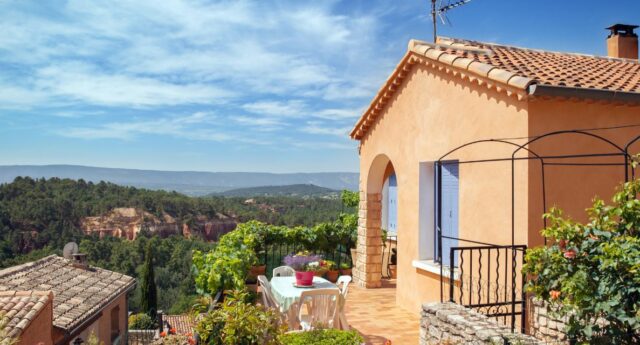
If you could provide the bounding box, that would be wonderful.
[528,84,640,104]
[350,40,534,141]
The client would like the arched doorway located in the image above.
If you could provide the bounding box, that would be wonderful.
[354,154,398,288]
[381,165,398,279]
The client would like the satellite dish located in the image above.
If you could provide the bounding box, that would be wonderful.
[63,242,79,260]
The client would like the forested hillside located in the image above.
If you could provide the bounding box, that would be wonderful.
[0,177,346,257]
[214,184,339,198]
[0,177,349,312]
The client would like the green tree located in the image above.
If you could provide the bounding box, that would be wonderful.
[140,242,158,319]
[523,179,640,343]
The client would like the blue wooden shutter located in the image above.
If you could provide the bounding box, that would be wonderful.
[387,173,397,234]
[440,162,459,267]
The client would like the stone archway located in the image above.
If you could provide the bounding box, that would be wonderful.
[354,154,397,288]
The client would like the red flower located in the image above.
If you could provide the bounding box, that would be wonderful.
[563,250,576,259]
[550,290,561,300]
[558,239,567,250]
[160,331,167,337]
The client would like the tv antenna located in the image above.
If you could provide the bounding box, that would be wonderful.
[430,0,474,43]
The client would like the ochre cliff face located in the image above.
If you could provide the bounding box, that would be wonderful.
[80,207,236,241]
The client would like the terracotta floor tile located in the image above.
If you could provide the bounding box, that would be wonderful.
[344,280,420,345]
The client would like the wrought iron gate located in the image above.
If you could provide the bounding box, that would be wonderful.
[441,244,527,333]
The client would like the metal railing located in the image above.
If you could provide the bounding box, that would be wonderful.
[261,242,352,279]
[441,244,527,333]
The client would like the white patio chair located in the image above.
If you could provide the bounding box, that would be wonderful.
[335,275,352,330]
[257,275,272,308]
[258,275,290,327]
[273,266,295,277]
[297,289,340,331]
[336,275,352,298]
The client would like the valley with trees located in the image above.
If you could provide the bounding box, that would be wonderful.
[0,176,353,313]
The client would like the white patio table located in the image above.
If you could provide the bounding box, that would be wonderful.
[270,276,348,330]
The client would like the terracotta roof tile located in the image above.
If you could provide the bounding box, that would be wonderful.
[350,37,640,140]
[0,255,135,333]
[437,37,640,93]
[164,314,194,335]
[0,291,51,340]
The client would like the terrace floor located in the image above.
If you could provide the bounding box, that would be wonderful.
[344,279,420,345]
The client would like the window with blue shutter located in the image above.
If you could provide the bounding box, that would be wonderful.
[387,173,397,234]
[437,162,459,267]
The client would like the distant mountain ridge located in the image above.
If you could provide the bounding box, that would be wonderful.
[0,165,359,196]
[213,184,339,198]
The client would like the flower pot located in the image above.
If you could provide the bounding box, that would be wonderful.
[246,265,266,284]
[326,270,339,282]
[250,265,266,276]
[389,264,397,279]
[340,268,352,276]
[295,271,314,286]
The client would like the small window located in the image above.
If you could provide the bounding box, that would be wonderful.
[111,305,120,342]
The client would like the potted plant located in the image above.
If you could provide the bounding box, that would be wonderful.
[324,260,339,282]
[283,252,323,286]
[388,248,397,279]
[247,256,266,284]
[339,262,352,276]
[311,260,328,277]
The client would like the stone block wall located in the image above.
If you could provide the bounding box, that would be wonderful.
[421,302,544,345]
[529,298,569,344]
[353,192,382,288]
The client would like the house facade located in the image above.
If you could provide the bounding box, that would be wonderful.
[350,25,640,315]
[0,255,135,345]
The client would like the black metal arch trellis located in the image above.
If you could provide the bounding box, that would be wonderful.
[437,129,635,249]
[435,128,640,332]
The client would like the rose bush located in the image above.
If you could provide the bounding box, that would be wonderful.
[523,179,640,343]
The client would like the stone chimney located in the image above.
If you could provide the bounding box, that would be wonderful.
[71,253,89,269]
[606,24,638,60]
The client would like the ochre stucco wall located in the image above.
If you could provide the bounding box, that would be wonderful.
[358,62,529,313]
[526,100,640,248]
[357,57,640,314]
[18,295,54,345]
[57,292,129,345]
[96,293,128,345]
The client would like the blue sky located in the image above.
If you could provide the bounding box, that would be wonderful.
[0,0,638,173]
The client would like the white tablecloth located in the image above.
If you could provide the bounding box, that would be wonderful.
[270,276,338,312]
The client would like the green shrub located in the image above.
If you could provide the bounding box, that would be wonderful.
[280,329,364,345]
[194,290,284,345]
[523,178,640,343]
[128,313,157,330]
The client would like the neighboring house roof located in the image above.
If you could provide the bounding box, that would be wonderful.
[350,37,640,140]
[164,314,194,335]
[0,291,52,339]
[0,255,135,334]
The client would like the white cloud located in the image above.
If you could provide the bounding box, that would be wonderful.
[0,0,401,158]
[313,108,363,120]
[232,116,284,131]
[58,111,238,142]
[34,62,234,107]
[242,100,307,118]
[301,121,352,137]
[291,140,355,150]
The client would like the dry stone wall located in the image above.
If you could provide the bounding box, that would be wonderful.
[421,302,544,345]
[529,298,569,344]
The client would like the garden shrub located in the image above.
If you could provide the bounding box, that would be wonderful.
[128,312,157,330]
[279,329,364,345]
[194,290,284,345]
[523,179,640,343]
